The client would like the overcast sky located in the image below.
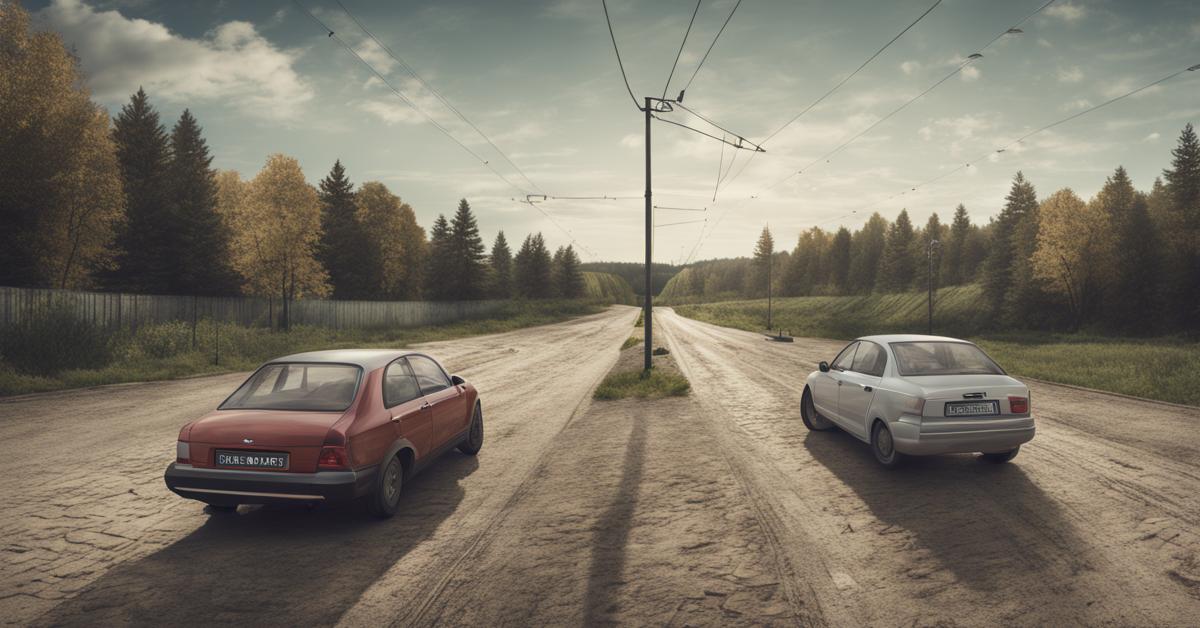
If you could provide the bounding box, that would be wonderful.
[29,0,1200,262]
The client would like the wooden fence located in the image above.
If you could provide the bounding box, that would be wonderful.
[0,286,507,331]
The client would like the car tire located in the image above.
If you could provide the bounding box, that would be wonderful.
[800,388,835,431]
[981,446,1020,463]
[368,454,404,519]
[458,403,484,455]
[871,420,903,468]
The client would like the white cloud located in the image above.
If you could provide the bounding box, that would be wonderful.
[900,60,921,75]
[1060,98,1093,111]
[961,65,981,82]
[357,99,423,126]
[36,0,312,120]
[352,38,398,75]
[1037,37,1053,47]
[1044,3,1086,22]
[1144,132,1161,142]
[1057,66,1084,83]
[619,133,643,148]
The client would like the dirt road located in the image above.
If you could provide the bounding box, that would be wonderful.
[2,306,1198,626]
[656,308,1200,626]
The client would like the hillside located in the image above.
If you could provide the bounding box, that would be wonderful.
[579,262,681,296]
[582,271,637,305]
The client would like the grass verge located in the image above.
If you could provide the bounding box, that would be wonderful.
[594,328,690,401]
[0,300,602,397]
[673,293,1200,406]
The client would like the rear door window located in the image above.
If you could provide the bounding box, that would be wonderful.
[383,359,422,407]
[851,341,887,377]
[408,356,452,395]
[831,342,859,371]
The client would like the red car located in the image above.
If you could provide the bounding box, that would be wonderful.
[164,349,483,518]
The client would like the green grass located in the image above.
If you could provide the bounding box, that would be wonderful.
[593,368,691,400]
[0,300,601,397]
[582,271,638,305]
[634,310,644,327]
[673,287,1200,406]
[620,335,641,350]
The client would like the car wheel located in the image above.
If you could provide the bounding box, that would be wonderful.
[204,503,237,514]
[981,446,1020,463]
[800,388,835,431]
[871,421,903,468]
[368,455,404,518]
[458,403,484,455]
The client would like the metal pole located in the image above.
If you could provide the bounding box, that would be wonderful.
[644,96,653,372]
[767,251,773,331]
[927,239,938,335]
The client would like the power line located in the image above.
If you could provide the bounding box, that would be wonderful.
[652,113,765,152]
[662,0,703,100]
[602,0,640,110]
[292,0,596,257]
[677,0,744,101]
[656,218,707,228]
[335,0,546,195]
[655,205,707,212]
[851,62,1200,215]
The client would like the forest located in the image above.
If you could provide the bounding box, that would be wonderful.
[0,3,588,306]
[661,126,1200,335]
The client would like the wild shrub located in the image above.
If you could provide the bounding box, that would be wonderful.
[0,305,112,375]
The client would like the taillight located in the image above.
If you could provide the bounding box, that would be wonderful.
[318,446,349,470]
[1008,396,1029,414]
[176,441,190,463]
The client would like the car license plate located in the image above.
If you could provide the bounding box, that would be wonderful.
[215,450,288,470]
[945,400,1000,417]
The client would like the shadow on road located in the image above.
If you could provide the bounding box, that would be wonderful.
[804,428,1093,592]
[583,417,647,625]
[35,454,479,628]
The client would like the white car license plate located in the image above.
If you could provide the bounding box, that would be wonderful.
[945,400,1000,417]
[215,450,289,470]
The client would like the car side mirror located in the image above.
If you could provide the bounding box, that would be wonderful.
[450,375,466,386]
[819,361,830,373]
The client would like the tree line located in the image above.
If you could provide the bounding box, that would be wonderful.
[663,124,1200,334]
[0,3,584,305]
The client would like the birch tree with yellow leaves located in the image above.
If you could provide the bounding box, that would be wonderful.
[1030,188,1111,329]
[229,155,329,328]
[355,181,426,300]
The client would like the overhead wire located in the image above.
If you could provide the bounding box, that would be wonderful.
[662,0,703,99]
[602,0,641,110]
[335,0,546,195]
[677,0,744,100]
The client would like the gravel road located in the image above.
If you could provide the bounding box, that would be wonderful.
[2,305,1198,626]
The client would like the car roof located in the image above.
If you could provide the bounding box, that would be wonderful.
[270,349,415,371]
[855,334,972,345]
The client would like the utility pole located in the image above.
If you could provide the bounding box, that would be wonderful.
[766,252,773,331]
[644,97,654,371]
[927,239,939,335]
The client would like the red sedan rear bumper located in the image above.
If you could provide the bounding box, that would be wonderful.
[164,463,377,506]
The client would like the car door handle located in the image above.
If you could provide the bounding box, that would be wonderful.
[863,385,873,392]
[390,415,402,423]
[420,402,432,410]
[837,380,843,386]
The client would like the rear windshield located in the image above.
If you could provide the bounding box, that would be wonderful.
[220,363,362,412]
[890,342,1004,376]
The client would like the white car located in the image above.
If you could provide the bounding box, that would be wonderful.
[801,334,1034,467]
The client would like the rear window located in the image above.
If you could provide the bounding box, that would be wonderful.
[220,363,362,412]
[890,342,1004,376]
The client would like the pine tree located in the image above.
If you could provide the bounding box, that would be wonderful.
[915,212,943,292]
[317,160,376,299]
[107,88,173,292]
[515,233,553,298]
[553,245,584,298]
[1160,124,1200,330]
[751,226,774,297]
[424,215,453,300]
[489,231,514,299]
[848,213,888,293]
[827,227,852,293]
[981,172,1039,315]
[445,199,488,300]
[1092,167,1160,330]
[879,209,916,292]
[167,110,240,295]
[943,205,971,285]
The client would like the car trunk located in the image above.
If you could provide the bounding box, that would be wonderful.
[915,374,1029,418]
[185,409,346,473]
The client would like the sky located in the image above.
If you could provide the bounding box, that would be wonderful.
[27,0,1200,263]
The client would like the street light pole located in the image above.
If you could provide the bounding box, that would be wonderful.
[644,96,653,372]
